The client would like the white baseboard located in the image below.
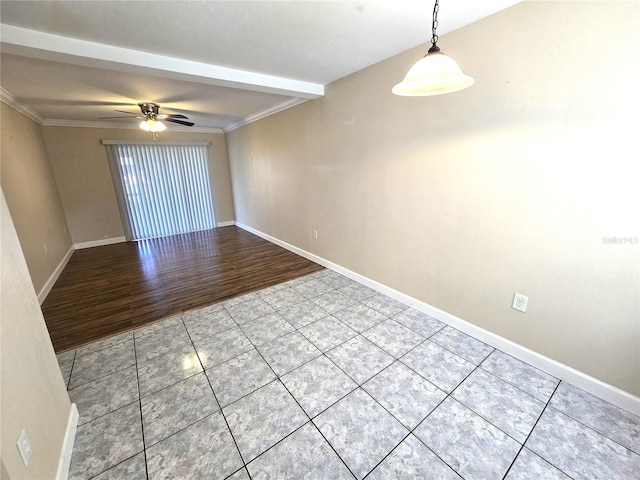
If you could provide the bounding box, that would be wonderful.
[235,222,640,415]
[74,237,126,249]
[56,403,79,480]
[216,221,236,227]
[38,245,74,305]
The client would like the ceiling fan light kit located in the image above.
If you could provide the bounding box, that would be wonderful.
[139,118,167,133]
[393,0,474,96]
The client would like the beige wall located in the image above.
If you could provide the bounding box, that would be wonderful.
[41,127,235,244]
[1,190,71,479]
[0,103,73,295]
[227,1,640,395]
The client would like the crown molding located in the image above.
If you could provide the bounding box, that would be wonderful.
[41,119,223,134]
[224,98,309,132]
[0,87,44,123]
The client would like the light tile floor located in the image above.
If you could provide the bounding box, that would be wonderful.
[57,269,640,479]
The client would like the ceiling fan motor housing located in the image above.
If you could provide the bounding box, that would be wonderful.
[139,102,160,118]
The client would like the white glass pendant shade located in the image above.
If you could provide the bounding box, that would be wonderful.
[139,118,166,132]
[392,50,474,96]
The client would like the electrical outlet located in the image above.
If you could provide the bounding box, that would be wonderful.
[512,293,528,313]
[17,429,32,467]
[313,230,318,240]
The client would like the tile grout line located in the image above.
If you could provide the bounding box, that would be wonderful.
[225,287,361,477]
[66,337,136,390]
[265,283,457,479]
[246,278,462,477]
[396,363,482,479]
[131,334,150,480]
[460,365,552,423]
[364,342,539,479]
[76,347,149,478]
[66,350,77,390]
[442,362,536,447]
[499,381,569,479]
[249,344,358,478]
[181,315,251,478]
[233,309,319,464]
[544,399,640,458]
[306,419,358,479]
[475,354,560,404]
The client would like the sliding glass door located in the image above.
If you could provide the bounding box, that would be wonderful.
[105,142,216,240]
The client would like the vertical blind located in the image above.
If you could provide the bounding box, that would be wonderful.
[105,143,216,240]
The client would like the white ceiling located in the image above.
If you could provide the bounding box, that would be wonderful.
[0,0,521,132]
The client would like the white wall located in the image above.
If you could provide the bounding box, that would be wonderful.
[0,103,73,295]
[1,190,72,479]
[226,1,640,395]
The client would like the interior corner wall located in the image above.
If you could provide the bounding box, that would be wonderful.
[41,127,235,245]
[226,1,640,396]
[1,190,71,480]
[0,102,73,295]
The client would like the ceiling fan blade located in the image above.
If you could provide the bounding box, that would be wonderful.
[161,114,189,119]
[164,118,195,127]
[99,115,139,119]
[114,110,138,115]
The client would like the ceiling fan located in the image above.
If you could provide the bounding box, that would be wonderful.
[100,102,194,138]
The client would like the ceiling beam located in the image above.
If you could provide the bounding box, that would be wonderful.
[0,24,324,99]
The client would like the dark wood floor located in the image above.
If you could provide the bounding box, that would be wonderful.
[42,226,323,352]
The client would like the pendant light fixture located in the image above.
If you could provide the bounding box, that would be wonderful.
[393,0,474,96]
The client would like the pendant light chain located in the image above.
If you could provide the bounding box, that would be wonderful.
[431,0,439,47]
[428,0,441,53]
